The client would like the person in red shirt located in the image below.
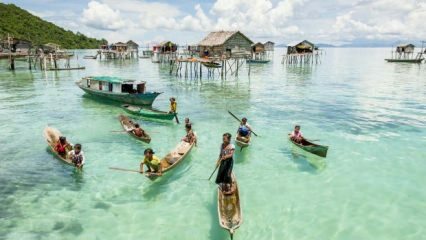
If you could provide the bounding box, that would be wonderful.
[55,136,70,157]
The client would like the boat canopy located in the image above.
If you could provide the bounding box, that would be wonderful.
[88,76,145,84]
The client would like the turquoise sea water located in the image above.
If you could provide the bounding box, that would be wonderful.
[0,48,425,240]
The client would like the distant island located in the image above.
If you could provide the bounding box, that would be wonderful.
[0,3,107,49]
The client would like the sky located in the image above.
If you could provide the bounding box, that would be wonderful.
[5,0,426,46]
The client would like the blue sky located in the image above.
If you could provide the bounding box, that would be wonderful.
[5,0,426,46]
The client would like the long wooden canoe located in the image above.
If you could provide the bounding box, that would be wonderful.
[218,173,242,239]
[145,141,194,180]
[289,136,328,158]
[118,115,151,143]
[43,127,79,168]
[122,104,176,120]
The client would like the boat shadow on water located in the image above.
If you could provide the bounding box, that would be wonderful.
[285,145,327,173]
[142,159,194,200]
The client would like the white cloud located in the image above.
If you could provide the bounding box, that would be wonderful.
[82,1,128,31]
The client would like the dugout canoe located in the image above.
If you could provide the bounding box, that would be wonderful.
[145,141,194,180]
[217,173,242,239]
[43,127,79,168]
[122,104,176,120]
[289,136,328,158]
[118,115,151,143]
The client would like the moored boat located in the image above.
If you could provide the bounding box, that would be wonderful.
[289,136,328,158]
[246,59,270,64]
[76,76,161,106]
[122,104,176,120]
[145,140,194,180]
[218,173,242,239]
[385,58,424,63]
[118,115,151,143]
[202,62,222,68]
[43,127,77,167]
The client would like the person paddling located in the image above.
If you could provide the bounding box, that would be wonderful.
[290,125,303,143]
[68,143,85,168]
[132,123,146,137]
[236,117,252,143]
[215,133,235,194]
[140,148,162,175]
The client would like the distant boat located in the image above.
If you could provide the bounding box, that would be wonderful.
[76,76,161,106]
[202,62,222,68]
[385,58,424,63]
[246,59,270,64]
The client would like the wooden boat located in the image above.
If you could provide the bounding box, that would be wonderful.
[235,136,250,150]
[118,115,151,143]
[83,55,97,59]
[145,141,194,180]
[385,58,424,63]
[289,136,328,158]
[77,76,162,106]
[122,104,176,120]
[246,59,270,64]
[217,173,242,239]
[43,127,79,168]
[202,62,222,68]
[47,66,86,71]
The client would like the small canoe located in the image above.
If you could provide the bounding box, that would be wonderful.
[218,173,242,239]
[246,59,270,64]
[43,127,79,168]
[122,104,176,120]
[289,136,328,158]
[235,136,250,150]
[118,115,151,143]
[202,62,222,68]
[145,141,194,180]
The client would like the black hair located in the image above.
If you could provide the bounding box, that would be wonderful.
[242,117,247,121]
[74,144,82,150]
[135,123,140,128]
[144,148,154,154]
[295,125,300,128]
[223,132,232,141]
[185,123,192,129]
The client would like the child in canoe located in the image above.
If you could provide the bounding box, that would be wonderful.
[55,136,71,157]
[140,148,162,175]
[290,125,303,143]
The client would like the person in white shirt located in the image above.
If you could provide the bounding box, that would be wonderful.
[68,143,85,169]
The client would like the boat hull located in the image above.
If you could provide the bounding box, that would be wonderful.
[246,59,270,64]
[217,173,242,238]
[78,84,161,106]
[118,115,151,143]
[289,137,328,158]
[122,104,175,120]
[145,141,194,180]
[385,58,424,63]
[43,127,80,168]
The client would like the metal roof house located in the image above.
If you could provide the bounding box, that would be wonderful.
[264,41,275,51]
[198,31,254,57]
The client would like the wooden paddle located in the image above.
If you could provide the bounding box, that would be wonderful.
[208,159,221,181]
[174,113,180,124]
[109,167,142,173]
[228,111,258,137]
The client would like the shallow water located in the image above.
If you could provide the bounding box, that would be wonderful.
[0,48,425,240]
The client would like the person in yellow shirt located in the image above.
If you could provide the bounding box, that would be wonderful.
[140,148,162,175]
[169,97,177,113]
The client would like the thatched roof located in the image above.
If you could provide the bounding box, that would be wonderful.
[198,31,253,47]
